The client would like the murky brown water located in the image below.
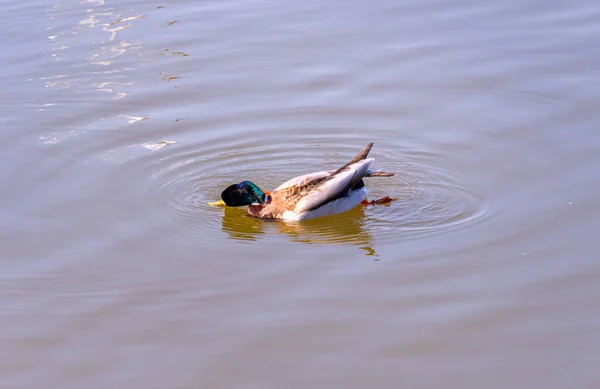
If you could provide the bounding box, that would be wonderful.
[2,0,600,387]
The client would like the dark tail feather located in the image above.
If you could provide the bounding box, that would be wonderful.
[347,142,374,164]
[329,142,375,177]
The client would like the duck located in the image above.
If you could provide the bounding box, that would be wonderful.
[217,142,395,221]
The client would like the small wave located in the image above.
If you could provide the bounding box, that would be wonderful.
[144,133,491,250]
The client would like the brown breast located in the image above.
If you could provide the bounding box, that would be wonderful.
[247,204,265,218]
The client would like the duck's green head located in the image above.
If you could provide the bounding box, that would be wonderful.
[221,181,267,206]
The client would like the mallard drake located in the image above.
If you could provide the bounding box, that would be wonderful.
[218,142,395,220]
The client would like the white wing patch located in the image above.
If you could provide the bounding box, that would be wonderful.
[294,158,373,214]
[282,186,367,221]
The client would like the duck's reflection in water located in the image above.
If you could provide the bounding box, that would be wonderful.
[220,205,378,258]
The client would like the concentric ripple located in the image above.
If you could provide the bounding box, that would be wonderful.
[145,133,492,248]
[363,146,492,244]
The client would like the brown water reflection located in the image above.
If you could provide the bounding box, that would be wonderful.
[221,205,379,256]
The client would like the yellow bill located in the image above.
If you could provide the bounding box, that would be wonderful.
[207,199,226,206]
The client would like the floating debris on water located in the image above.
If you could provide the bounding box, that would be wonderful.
[121,115,148,124]
[140,140,176,152]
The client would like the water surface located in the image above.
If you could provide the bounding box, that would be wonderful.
[2,0,600,388]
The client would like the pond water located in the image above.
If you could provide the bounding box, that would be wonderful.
[2,0,600,388]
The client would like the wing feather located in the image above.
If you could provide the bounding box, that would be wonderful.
[275,171,330,191]
[294,158,373,213]
[273,142,377,215]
